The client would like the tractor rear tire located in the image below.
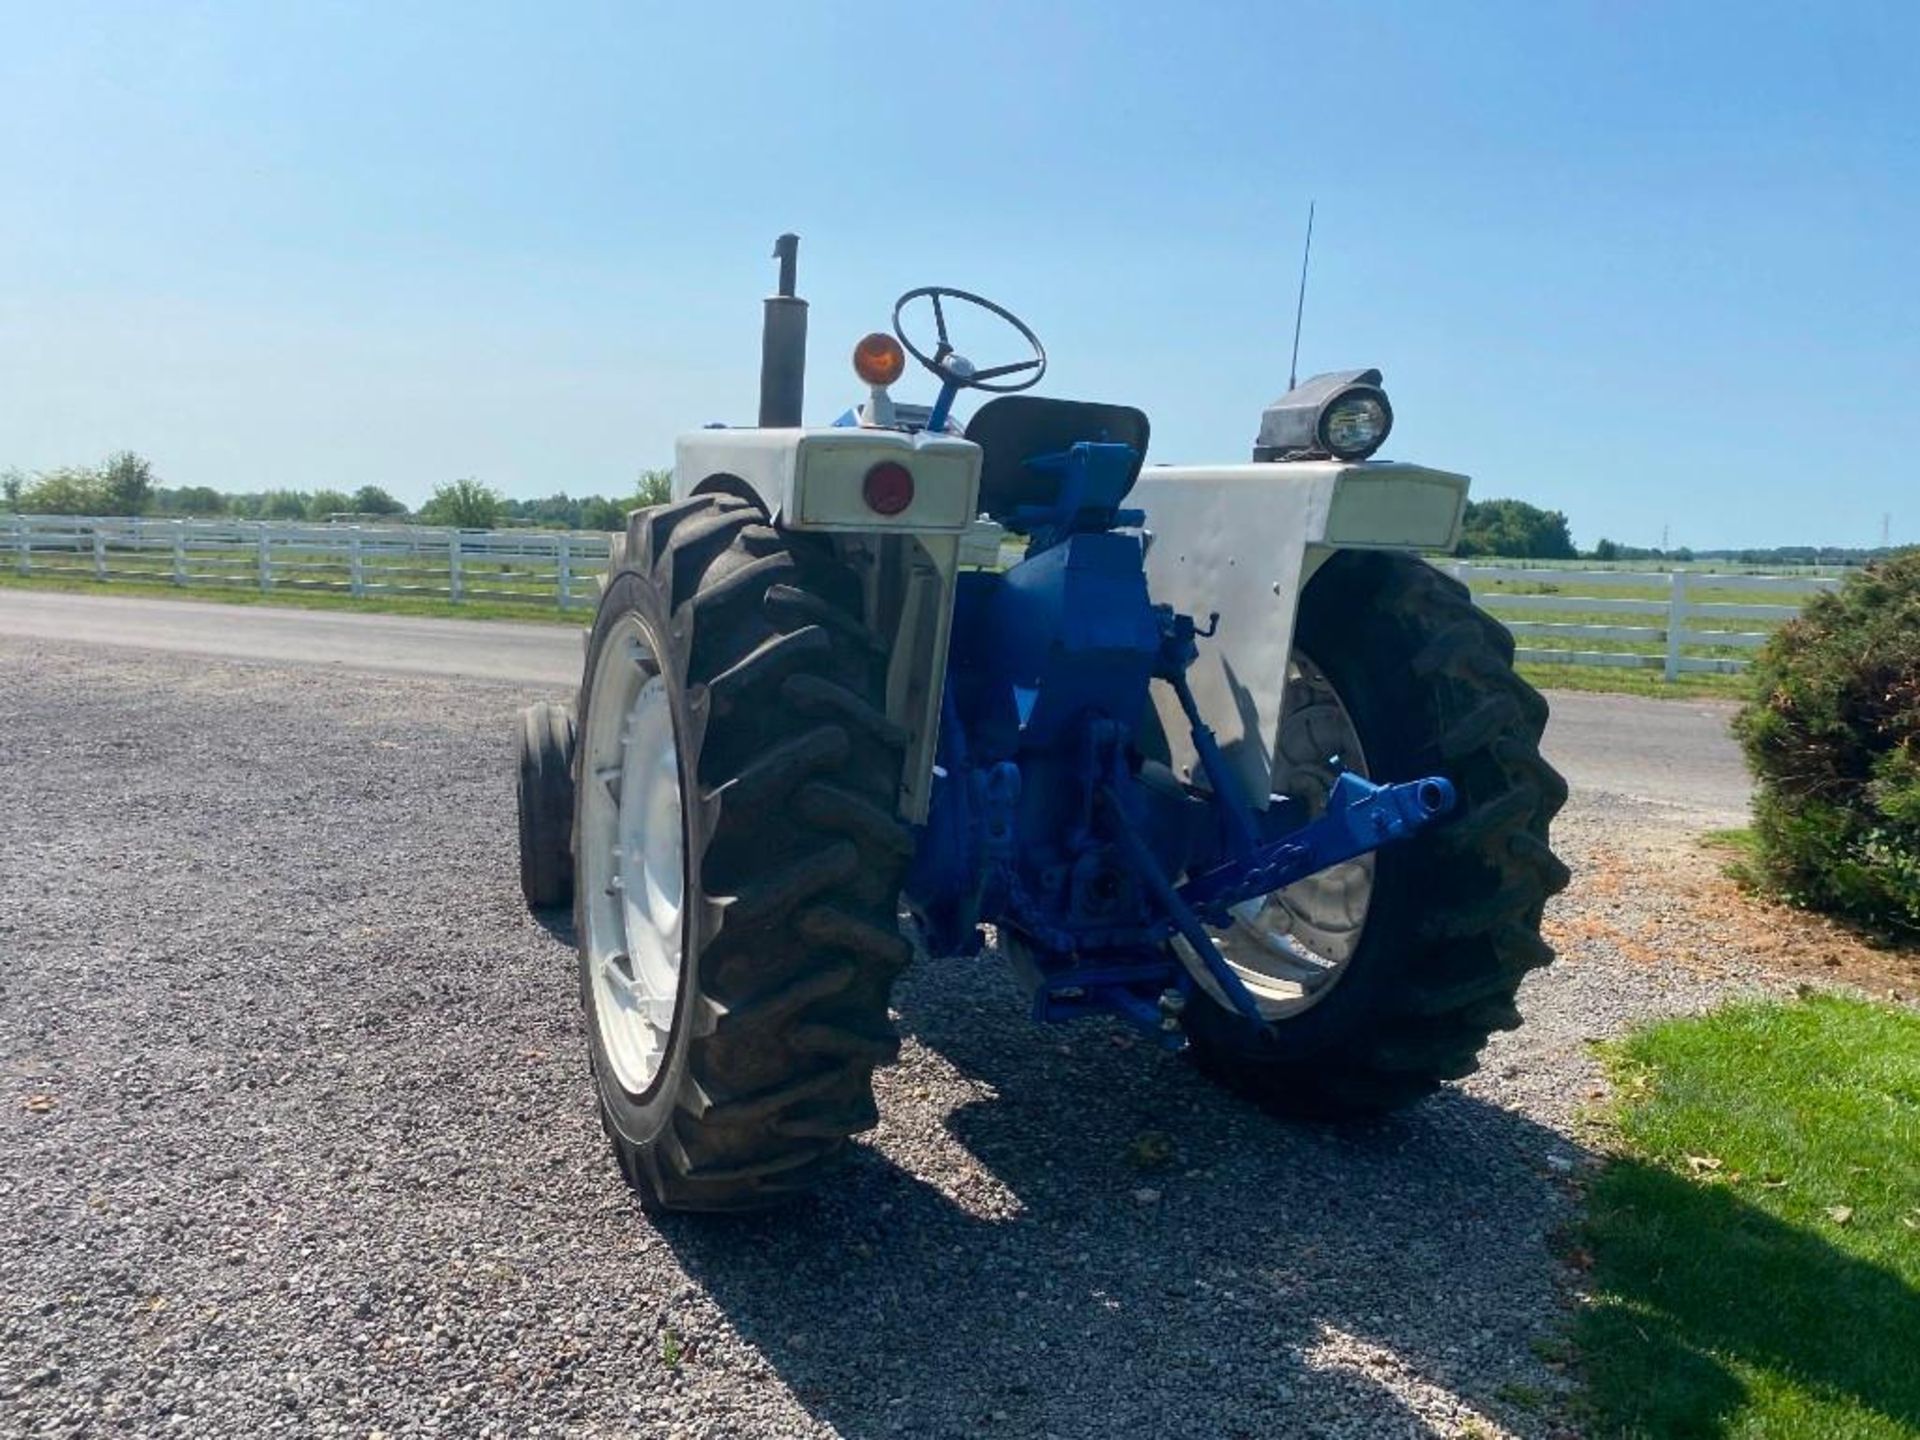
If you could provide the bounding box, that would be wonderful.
[516,700,576,911]
[1183,551,1570,1117]
[573,495,912,1211]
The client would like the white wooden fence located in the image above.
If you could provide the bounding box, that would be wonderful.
[4,513,610,610]
[3,514,1842,681]
[1444,563,1838,681]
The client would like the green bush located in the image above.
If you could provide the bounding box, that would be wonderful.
[255,489,311,520]
[351,484,407,516]
[1736,550,1920,934]
[98,451,155,515]
[15,466,108,514]
[305,489,353,521]
[1454,497,1576,559]
[418,478,501,529]
[157,485,228,516]
[6,452,159,515]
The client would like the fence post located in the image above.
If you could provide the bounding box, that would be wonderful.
[13,514,29,576]
[258,526,272,592]
[91,525,107,581]
[349,530,365,597]
[172,521,187,586]
[1663,570,1691,682]
[556,534,572,611]
[448,531,463,602]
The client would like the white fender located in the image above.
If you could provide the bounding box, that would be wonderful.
[1133,460,1469,805]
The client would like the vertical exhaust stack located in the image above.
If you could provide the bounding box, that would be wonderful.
[758,233,808,428]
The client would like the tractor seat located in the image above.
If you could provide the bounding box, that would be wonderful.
[965,396,1151,523]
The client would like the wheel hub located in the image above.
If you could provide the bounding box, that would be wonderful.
[580,618,686,1095]
[1213,651,1375,1019]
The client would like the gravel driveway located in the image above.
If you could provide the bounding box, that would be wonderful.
[0,639,1773,1439]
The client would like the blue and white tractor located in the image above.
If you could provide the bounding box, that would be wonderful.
[515,236,1569,1212]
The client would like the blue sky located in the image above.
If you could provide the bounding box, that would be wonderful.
[2,1,1914,549]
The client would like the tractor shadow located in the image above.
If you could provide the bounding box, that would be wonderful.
[663,958,1580,1438]
[528,904,575,946]
[1570,1159,1920,1436]
[662,955,1920,1438]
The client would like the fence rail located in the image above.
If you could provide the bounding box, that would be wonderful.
[4,513,610,610]
[1444,563,1837,680]
[3,515,1842,681]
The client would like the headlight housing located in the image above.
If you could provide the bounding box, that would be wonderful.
[1253,368,1394,463]
[1319,390,1393,460]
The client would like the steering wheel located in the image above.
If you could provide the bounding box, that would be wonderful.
[891,287,1047,394]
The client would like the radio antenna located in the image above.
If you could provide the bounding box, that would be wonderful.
[1287,200,1316,391]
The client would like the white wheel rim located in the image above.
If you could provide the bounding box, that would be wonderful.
[579,616,686,1095]
[1212,651,1375,1020]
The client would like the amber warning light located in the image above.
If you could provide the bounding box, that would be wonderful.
[853,332,907,387]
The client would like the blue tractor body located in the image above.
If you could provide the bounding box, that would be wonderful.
[903,437,1453,1044]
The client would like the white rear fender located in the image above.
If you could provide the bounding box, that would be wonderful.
[673,426,981,532]
[671,427,987,824]
[1132,460,1469,805]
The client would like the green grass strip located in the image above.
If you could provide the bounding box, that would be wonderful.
[1576,994,1920,1438]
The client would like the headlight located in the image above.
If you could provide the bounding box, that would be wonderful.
[1253,368,1394,462]
[1320,390,1392,460]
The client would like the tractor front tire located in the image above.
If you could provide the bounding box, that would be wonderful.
[573,495,912,1211]
[516,700,576,911]
[1183,551,1570,1117]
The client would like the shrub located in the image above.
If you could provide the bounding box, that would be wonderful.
[577,496,628,532]
[419,478,501,529]
[636,468,673,507]
[158,485,228,516]
[306,489,353,521]
[1455,497,1576,559]
[17,466,108,514]
[351,485,407,516]
[255,490,311,520]
[1735,550,1920,935]
[98,451,156,515]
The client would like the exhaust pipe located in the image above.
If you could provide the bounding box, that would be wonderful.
[758,233,807,428]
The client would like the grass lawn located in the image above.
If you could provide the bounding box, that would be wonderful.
[1576,994,1920,1438]
[1516,662,1747,701]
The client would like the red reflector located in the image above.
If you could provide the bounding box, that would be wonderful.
[862,460,914,516]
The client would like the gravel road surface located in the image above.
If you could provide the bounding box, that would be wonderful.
[0,590,581,688]
[0,622,1770,1438]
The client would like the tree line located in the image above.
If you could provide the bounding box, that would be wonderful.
[1,452,673,531]
[1456,500,1900,565]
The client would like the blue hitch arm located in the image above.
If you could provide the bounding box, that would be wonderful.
[1098,772,1455,1030]
[1095,786,1270,1023]
[1179,771,1457,922]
